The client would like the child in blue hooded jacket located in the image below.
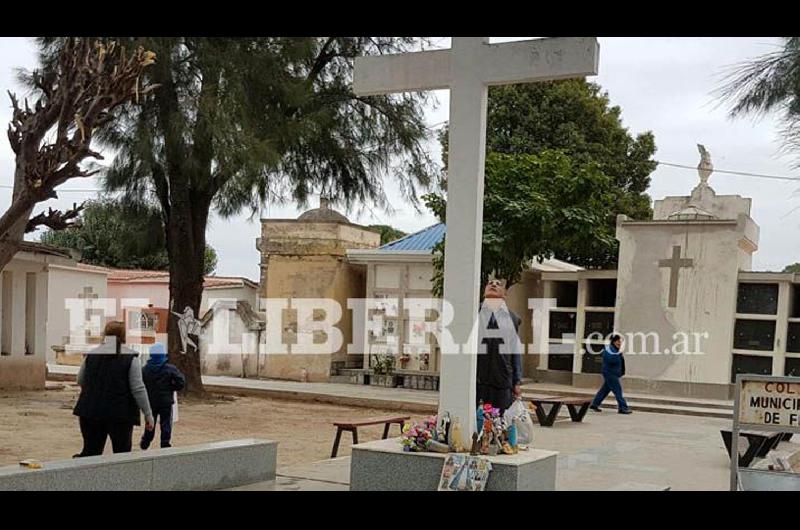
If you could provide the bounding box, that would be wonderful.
[140,342,186,449]
[589,334,632,414]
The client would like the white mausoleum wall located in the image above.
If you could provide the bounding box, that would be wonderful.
[615,219,749,385]
[46,266,108,361]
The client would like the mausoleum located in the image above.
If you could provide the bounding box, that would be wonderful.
[533,147,798,399]
[256,198,380,381]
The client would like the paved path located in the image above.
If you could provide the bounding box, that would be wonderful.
[49,364,438,413]
[232,408,791,491]
[49,364,731,418]
[47,365,770,490]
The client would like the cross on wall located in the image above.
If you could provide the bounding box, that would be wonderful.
[77,286,100,336]
[658,246,694,308]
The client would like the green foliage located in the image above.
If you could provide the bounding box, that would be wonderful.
[28,37,437,390]
[367,224,407,245]
[716,38,800,167]
[371,354,395,375]
[203,246,218,275]
[424,150,617,296]
[39,197,218,274]
[440,80,656,222]
[41,37,438,212]
[783,262,800,273]
[426,79,657,296]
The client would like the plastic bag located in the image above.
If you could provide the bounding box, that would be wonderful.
[504,399,534,445]
[172,391,179,423]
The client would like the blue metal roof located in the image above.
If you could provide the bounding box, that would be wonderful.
[379,223,445,251]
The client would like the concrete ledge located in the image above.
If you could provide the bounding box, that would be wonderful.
[0,438,277,491]
[203,384,437,414]
[739,468,800,491]
[350,438,558,491]
[535,369,734,400]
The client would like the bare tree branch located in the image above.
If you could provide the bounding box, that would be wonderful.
[25,202,85,233]
[0,38,158,270]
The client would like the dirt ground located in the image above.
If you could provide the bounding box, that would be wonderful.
[0,384,425,469]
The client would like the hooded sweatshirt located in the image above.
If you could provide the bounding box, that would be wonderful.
[142,342,186,410]
[601,344,625,378]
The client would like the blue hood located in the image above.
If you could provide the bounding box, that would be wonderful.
[146,342,168,369]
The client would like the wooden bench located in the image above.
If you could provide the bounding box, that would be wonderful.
[331,416,410,458]
[528,396,592,427]
[720,429,785,468]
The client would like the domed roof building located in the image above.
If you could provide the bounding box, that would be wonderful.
[297,198,351,224]
[256,197,380,382]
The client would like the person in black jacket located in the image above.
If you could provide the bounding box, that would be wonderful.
[140,342,186,449]
[476,278,523,414]
[73,321,155,457]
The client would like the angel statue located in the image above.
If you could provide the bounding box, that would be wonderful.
[697,144,713,186]
[171,303,202,354]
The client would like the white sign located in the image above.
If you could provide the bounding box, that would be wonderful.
[739,380,800,428]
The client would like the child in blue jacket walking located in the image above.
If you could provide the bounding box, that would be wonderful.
[140,342,186,449]
[589,334,632,414]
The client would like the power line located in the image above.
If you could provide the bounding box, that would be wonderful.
[1,157,798,195]
[0,122,450,196]
[0,184,110,193]
[656,161,800,182]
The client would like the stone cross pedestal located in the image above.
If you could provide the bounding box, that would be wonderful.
[354,37,600,448]
[350,438,558,491]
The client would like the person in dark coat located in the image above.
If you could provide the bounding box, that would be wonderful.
[73,321,155,457]
[476,278,523,414]
[140,342,186,449]
[589,334,632,414]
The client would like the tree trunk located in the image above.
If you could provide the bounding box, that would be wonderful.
[165,193,210,395]
[0,174,37,272]
[0,205,34,272]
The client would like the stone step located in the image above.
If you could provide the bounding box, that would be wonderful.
[521,383,733,419]
[604,401,731,419]
[535,399,731,421]
[521,384,732,411]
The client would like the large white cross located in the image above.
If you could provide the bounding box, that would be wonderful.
[354,37,600,448]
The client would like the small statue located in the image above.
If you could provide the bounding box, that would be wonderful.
[437,412,451,444]
[449,418,465,453]
[697,144,713,186]
[470,432,481,456]
[507,422,518,448]
[480,434,491,455]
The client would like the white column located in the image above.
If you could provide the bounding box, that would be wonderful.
[573,278,588,374]
[438,38,489,448]
[11,271,27,355]
[33,270,48,358]
[535,280,554,370]
[774,282,791,376]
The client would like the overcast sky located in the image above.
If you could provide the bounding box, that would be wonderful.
[1,37,798,281]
